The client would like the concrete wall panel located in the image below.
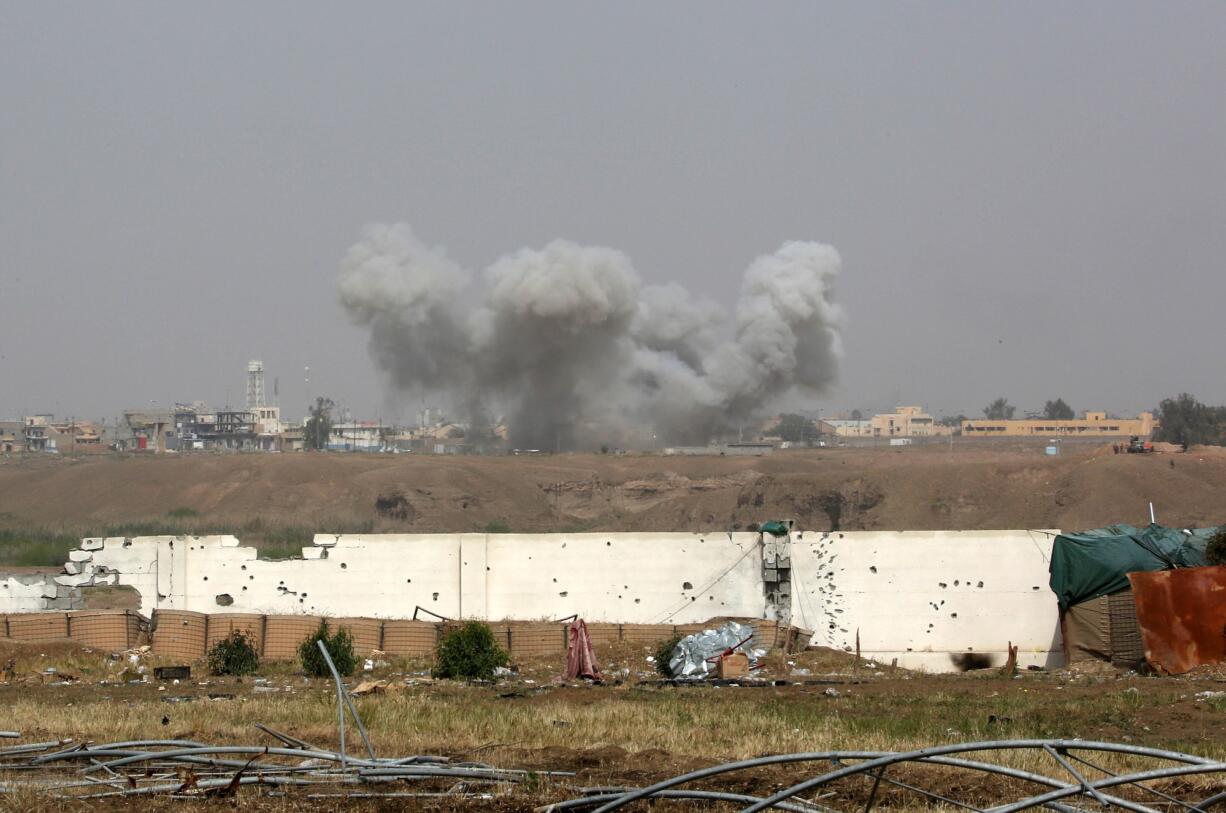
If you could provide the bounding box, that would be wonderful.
[790,530,1061,671]
[481,532,762,623]
[41,528,1067,673]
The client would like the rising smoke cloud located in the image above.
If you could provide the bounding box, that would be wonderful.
[338,224,844,450]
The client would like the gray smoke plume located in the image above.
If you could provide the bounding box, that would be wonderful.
[339,223,844,449]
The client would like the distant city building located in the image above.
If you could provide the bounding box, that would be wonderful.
[328,421,394,452]
[961,411,1155,438]
[0,420,23,453]
[827,407,951,439]
[23,414,54,452]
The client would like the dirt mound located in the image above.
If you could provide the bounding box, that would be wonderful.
[2,443,1225,542]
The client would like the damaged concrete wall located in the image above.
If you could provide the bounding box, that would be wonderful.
[480,533,761,623]
[1,572,86,613]
[789,529,1062,672]
[68,532,763,625]
[56,528,1065,672]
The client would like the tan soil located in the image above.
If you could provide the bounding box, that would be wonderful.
[0,442,1223,539]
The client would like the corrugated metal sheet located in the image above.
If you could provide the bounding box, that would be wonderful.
[1128,566,1226,675]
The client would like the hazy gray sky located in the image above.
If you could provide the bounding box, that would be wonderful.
[3,2,1224,423]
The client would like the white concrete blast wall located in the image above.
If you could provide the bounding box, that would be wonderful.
[60,529,1067,672]
[790,530,1062,671]
[79,534,464,619]
[78,532,762,623]
[1,574,63,612]
[481,532,761,623]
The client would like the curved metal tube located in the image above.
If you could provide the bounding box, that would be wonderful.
[739,740,1220,813]
[542,789,827,813]
[989,762,1226,813]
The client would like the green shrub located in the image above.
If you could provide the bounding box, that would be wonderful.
[654,635,682,677]
[1207,527,1226,567]
[166,506,199,519]
[483,520,511,534]
[433,621,509,680]
[207,630,260,676]
[298,619,358,677]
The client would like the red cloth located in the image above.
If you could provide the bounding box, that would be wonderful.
[565,618,602,681]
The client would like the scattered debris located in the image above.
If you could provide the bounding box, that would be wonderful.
[153,665,191,681]
[667,621,765,678]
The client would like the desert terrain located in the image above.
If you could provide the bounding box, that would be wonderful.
[1,442,1224,547]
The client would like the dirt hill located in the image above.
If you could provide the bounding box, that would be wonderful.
[2,443,1224,541]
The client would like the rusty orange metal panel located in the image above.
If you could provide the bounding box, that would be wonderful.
[1128,566,1226,675]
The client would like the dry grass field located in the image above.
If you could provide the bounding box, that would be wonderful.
[1,636,1225,811]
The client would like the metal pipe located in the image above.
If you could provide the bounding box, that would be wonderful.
[988,763,1226,813]
[587,742,1202,813]
[541,789,828,813]
[317,639,377,762]
[1042,745,1111,809]
[737,740,1221,813]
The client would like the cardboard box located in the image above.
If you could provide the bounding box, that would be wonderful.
[716,652,749,679]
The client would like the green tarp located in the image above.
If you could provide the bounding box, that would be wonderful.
[759,521,791,537]
[1049,523,1212,611]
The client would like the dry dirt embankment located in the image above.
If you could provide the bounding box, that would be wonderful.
[1,443,1224,541]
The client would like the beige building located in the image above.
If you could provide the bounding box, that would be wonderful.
[828,406,952,439]
[961,411,1155,438]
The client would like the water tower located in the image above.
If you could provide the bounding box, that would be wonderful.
[246,360,266,410]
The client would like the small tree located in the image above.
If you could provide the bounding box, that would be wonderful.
[937,414,967,427]
[298,619,357,677]
[433,621,508,680]
[849,409,863,421]
[654,634,682,678]
[983,398,1016,420]
[207,630,260,676]
[304,397,335,451]
[1206,527,1226,567]
[776,413,816,443]
[1043,399,1075,421]
[1153,393,1226,447]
